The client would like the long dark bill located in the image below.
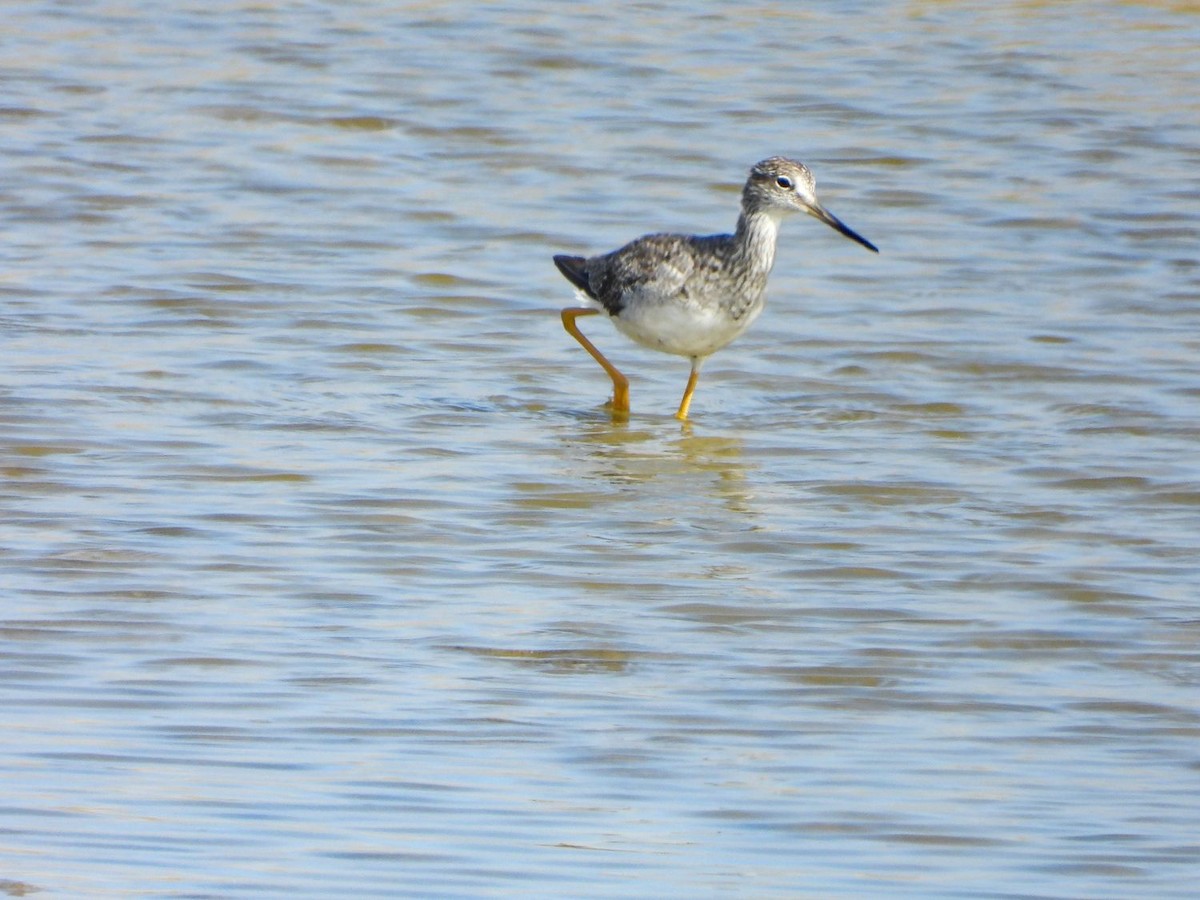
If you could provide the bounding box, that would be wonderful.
[810,203,879,253]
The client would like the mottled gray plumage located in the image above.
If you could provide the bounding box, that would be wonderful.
[556,230,768,323]
[554,157,877,419]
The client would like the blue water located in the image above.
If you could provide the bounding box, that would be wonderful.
[2,1,1199,897]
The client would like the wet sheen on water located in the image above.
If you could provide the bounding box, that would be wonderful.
[2,1,1199,897]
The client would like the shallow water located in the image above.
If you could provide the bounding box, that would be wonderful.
[2,1,1199,897]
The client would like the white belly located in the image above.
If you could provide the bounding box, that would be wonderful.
[611,298,763,359]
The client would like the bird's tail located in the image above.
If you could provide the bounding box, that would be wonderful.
[553,254,593,297]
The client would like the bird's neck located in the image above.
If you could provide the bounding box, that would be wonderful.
[733,208,783,274]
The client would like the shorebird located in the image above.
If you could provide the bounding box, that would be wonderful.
[554,156,878,420]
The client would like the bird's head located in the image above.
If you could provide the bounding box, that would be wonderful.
[745,157,878,253]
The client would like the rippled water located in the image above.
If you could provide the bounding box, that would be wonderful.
[3,1,1199,896]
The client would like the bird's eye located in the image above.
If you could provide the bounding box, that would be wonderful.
[775,175,793,189]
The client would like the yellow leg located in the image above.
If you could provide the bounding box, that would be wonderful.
[561,307,630,414]
[675,360,702,421]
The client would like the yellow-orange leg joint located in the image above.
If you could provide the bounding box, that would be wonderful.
[561,308,630,415]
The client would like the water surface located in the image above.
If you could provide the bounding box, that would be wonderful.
[2,1,1199,897]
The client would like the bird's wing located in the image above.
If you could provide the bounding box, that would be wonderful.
[590,234,699,313]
